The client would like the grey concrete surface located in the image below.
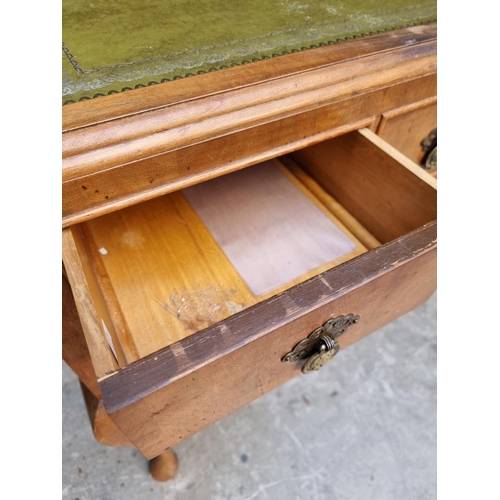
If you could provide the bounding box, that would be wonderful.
[62,293,436,500]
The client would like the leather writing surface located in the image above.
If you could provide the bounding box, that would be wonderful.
[62,0,436,103]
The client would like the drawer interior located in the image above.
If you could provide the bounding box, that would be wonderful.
[63,128,437,378]
[290,128,437,243]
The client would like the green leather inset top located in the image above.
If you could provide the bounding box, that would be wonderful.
[62,0,436,104]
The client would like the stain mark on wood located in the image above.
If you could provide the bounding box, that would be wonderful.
[155,286,245,333]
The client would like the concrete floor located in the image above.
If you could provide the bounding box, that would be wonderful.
[62,293,436,500]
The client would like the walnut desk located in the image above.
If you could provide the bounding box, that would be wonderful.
[62,0,437,481]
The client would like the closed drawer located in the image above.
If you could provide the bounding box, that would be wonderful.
[376,97,437,176]
[62,128,437,459]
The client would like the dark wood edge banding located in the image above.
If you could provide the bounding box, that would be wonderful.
[100,220,437,413]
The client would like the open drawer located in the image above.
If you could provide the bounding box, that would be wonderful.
[62,128,437,459]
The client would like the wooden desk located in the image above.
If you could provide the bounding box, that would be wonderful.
[62,2,437,480]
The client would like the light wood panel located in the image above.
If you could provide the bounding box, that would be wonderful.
[291,128,437,244]
[79,190,257,360]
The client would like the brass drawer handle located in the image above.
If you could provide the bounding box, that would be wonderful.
[421,128,437,170]
[281,314,359,374]
[424,146,437,170]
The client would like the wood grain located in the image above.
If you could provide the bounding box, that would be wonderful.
[104,221,436,458]
[65,126,437,380]
[77,223,140,364]
[291,129,437,243]
[79,190,257,360]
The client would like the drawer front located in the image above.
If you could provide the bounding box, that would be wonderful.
[376,97,437,173]
[100,223,436,459]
